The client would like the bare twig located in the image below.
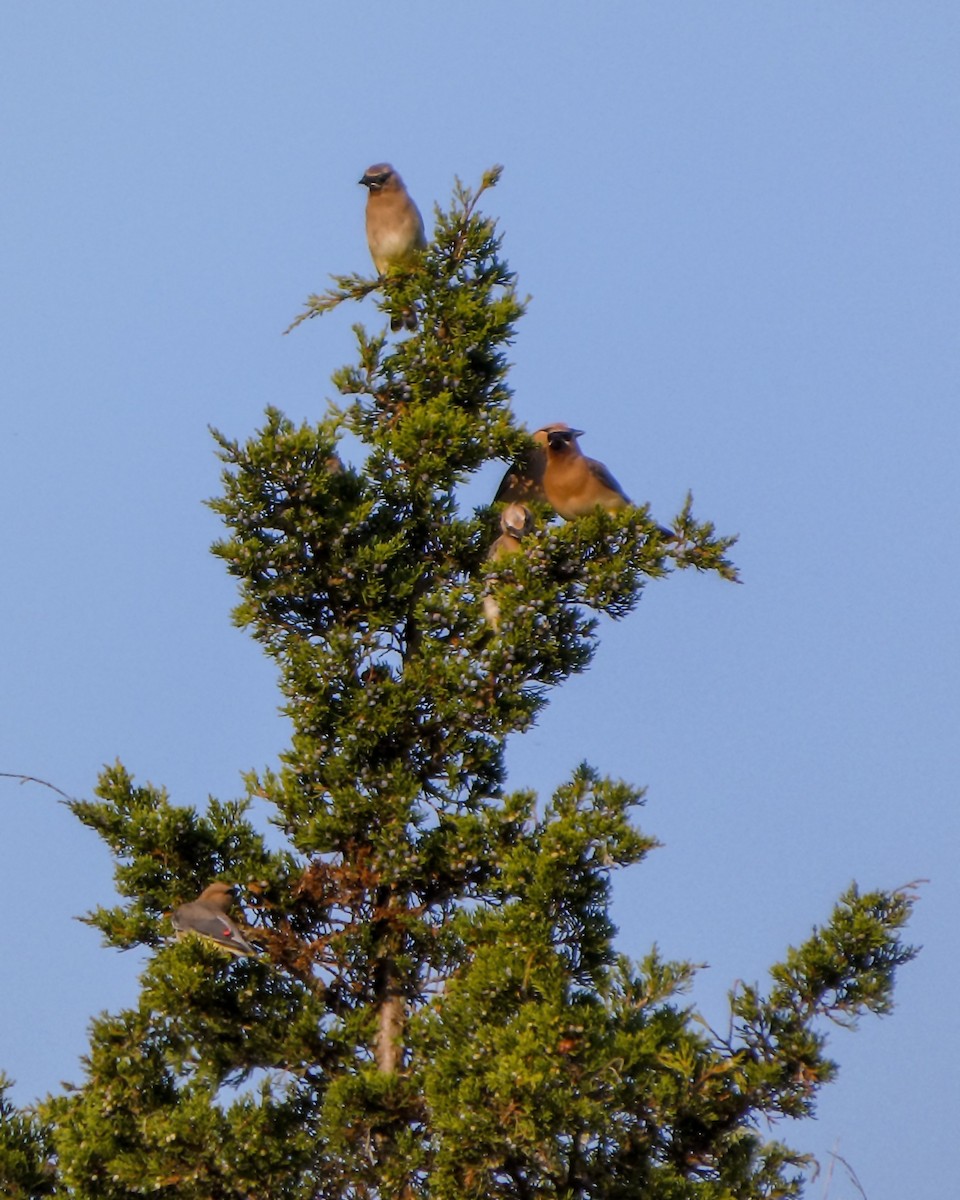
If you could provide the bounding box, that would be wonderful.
[820,1143,868,1200]
[0,772,77,805]
[826,1150,868,1200]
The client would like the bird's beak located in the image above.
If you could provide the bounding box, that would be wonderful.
[570,429,585,438]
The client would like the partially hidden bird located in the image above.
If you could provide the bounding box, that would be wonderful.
[488,502,534,558]
[494,439,548,507]
[171,882,258,957]
[536,423,631,519]
[483,502,534,630]
[359,162,426,332]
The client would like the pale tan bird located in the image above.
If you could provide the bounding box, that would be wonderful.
[488,502,534,559]
[537,423,631,519]
[483,503,533,630]
[359,162,426,331]
[171,882,258,957]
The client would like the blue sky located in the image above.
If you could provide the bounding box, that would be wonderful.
[2,4,957,1196]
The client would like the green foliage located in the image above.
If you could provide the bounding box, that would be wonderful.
[2,170,916,1199]
[0,1074,55,1199]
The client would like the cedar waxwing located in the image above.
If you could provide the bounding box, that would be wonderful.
[494,440,548,507]
[171,882,258,957]
[483,503,533,630]
[359,163,426,332]
[537,423,631,519]
[488,502,534,559]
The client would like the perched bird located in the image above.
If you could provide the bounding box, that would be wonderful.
[494,439,548,507]
[171,882,258,957]
[537,423,631,519]
[483,503,534,630]
[488,502,534,558]
[359,162,426,331]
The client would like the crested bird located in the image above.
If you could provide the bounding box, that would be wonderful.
[171,882,258,957]
[359,162,426,331]
[536,423,631,519]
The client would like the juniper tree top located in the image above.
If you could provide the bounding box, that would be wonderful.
[2,169,916,1200]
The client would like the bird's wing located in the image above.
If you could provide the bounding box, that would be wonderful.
[172,903,257,955]
[587,457,631,503]
[495,454,547,504]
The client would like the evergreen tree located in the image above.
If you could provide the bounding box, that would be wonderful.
[0,1074,55,1199]
[4,169,916,1199]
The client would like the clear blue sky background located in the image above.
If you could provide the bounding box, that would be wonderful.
[2,5,956,1196]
